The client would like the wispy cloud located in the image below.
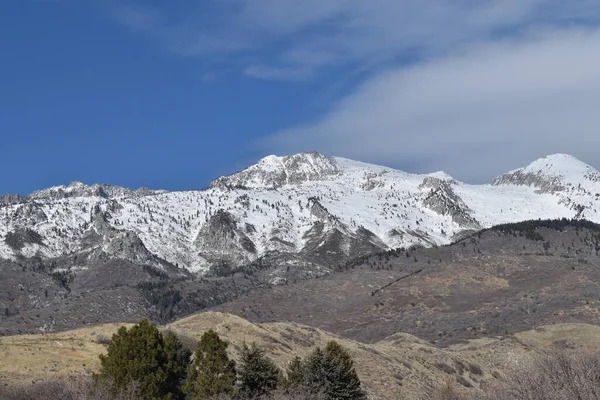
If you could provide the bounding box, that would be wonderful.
[244,65,312,81]
[114,5,159,32]
[111,0,600,80]
[263,27,600,181]
[109,1,600,181]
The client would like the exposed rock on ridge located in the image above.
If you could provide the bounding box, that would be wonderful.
[210,151,341,189]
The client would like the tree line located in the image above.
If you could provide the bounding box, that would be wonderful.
[94,320,366,400]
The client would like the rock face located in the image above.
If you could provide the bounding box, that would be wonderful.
[420,177,480,228]
[0,194,28,207]
[4,228,45,251]
[194,210,257,271]
[2,152,600,276]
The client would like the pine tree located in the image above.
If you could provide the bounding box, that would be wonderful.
[284,348,326,397]
[97,320,189,400]
[237,343,281,399]
[304,347,327,390]
[284,356,305,389]
[164,331,192,399]
[184,330,236,400]
[322,341,366,400]
[284,342,365,400]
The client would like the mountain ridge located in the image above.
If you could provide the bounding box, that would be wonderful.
[2,151,600,275]
[6,152,593,198]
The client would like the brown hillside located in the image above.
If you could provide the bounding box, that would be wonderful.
[2,312,600,399]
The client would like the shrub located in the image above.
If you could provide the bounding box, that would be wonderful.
[455,376,472,388]
[436,362,456,375]
[94,334,111,345]
[0,377,141,400]
[493,349,600,400]
[467,363,483,376]
[429,348,600,400]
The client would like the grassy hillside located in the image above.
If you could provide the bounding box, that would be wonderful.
[2,312,600,399]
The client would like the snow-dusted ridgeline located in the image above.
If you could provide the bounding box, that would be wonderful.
[1,152,598,273]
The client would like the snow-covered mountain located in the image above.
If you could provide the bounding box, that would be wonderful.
[2,152,599,274]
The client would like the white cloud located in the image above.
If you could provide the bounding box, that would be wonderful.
[109,1,600,181]
[263,28,600,182]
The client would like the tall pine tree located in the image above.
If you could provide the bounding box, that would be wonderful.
[164,331,192,399]
[322,341,365,400]
[184,330,236,400]
[237,343,281,399]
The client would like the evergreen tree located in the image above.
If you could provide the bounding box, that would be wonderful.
[304,348,327,391]
[164,331,192,399]
[284,342,365,400]
[237,343,281,399]
[322,341,366,400]
[284,356,305,389]
[97,320,189,400]
[184,330,236,400]
[284,348,326,397]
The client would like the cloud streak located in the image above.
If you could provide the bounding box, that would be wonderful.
[264,28,600,182]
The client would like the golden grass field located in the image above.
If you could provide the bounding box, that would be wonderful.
[2,312,600,399]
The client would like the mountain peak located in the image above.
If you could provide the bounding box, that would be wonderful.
[210,151,341,189]
[521,153,593,174]
[490,153,599,192]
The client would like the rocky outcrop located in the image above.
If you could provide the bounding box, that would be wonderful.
[420,177,480,228]
[490,170,566,193]
[10,203,48,225]
[77,210,173,271]
[30,181,158,200]
[103,231,162,268]
[194,210,257,270]
[360,171,388,191]
[0,194,28,207]
[301,198,387,266]
[4,228,45,251]
[210,151,341,189]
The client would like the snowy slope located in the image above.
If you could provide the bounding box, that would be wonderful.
[2,152,600,274]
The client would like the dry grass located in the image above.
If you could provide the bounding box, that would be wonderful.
[0,323,131,385]
[513,323,600,348]
[2,313,600,399]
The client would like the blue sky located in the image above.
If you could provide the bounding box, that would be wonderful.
[2,0,600,195]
